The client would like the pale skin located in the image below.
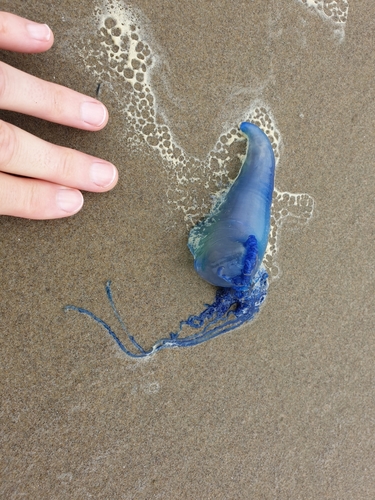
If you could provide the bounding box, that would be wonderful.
[0,12,118,219]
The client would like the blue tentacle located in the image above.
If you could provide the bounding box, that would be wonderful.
[65,268,268,357]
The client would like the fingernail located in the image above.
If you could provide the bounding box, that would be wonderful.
[26,22,51,42]
[81,102,107,127]
[90,162,117,187]
[56,189,84,214]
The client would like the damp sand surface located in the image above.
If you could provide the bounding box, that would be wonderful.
[1,1,375,498]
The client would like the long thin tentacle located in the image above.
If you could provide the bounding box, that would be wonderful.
[65,267,268,358]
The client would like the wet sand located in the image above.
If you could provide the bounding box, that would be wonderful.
[1,1,375,498]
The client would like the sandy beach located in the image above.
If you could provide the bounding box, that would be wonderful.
[1,1,374,498]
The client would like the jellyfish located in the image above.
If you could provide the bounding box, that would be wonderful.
[65,122,275,357]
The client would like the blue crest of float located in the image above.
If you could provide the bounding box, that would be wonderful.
[65,122,276,358]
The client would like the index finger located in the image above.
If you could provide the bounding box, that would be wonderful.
[0,12,53,53]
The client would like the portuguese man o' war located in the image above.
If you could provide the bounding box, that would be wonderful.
[65,122,275,358]
[68,1,315,357]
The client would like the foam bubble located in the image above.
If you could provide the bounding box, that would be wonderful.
[78,1,315,281]
[296,0,349,40]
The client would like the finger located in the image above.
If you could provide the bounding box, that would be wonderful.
[0,120,118,192]
[0,12,53,53]
[0,171,84,219]
[0,62,108,130]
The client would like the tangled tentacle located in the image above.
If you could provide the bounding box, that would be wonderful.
[65,267,268,358]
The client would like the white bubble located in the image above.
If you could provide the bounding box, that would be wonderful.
[295,0,349,40]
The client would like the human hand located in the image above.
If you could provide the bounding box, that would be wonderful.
[0,12,118,219]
